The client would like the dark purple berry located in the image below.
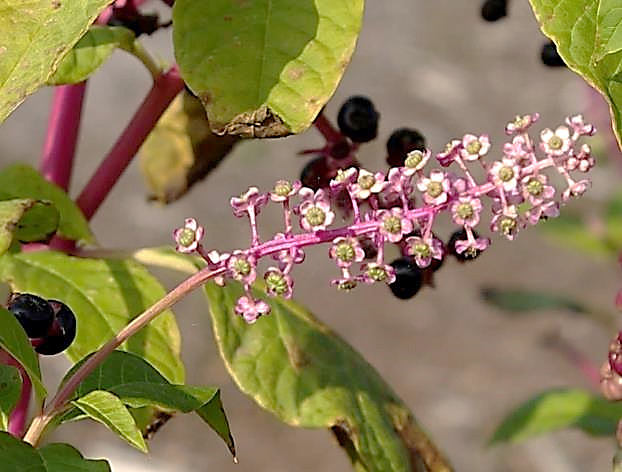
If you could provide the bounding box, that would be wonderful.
[337,96,379,143]
[386,128,426,167]
[35,300,77,356]
[300,157,334,190]
[8,294,55,338]
[541,40,565,67]
[447,229,482,262]
[481,0,507,22]
[388,257,423,300]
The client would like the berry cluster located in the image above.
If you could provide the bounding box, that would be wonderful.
[174,113,595,323]
[7,294,77,355]
[105,1,170,37]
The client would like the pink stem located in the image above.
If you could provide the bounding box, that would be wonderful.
[76,65,184,220]
[7,371,31,438]
[39,84,87,191]
[314,112,342,143]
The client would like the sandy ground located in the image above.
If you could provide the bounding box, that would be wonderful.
[1,1,620,471]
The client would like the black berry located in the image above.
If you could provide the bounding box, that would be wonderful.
[8,294,55,338]
[300,157,334,190]
[541,40,565,67]
[388,257,423,300]
[447,229,482,262]
[35,300,77,356]
[386,128,427,167]
[337,96,379,143]
[481,0,507,22]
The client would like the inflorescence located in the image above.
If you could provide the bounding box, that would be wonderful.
[173,113,595,323]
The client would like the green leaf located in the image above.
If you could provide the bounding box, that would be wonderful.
[0,251,184,384]
[0,0,115,123]
[0,432,110,472]
[481,288,586,314]
[0,165,93,244]
[72,390,147,452]
[173,0,364,137]
[0,199,59,257]
[132,246,204,275]
[140,91,239,203]
[527,0,622,147]
[490,388,622,444]
[47,26,136,85]
[205,281,452,472]
[0,308,45,399]
[61,350,235,457]
[0,365,22,431]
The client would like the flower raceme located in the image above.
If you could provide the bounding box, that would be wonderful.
[173,113,596,323]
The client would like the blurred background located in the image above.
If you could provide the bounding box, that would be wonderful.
[1,0,620,470]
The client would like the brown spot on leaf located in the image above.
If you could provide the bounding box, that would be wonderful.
[217,106,292,138]
[223,15,233,22]
[52,0,61,8]
[288,67,305,81]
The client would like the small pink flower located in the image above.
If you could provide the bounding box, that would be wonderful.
[454,235,490,256]
[505,113,539,135]
[235,296,271,324]
[562,179,590,201]
[403,149,431,175]
[227,251,256,285]
[173,218,204,254]
[329,237,365,268]
[460,134,490,161]
[297,188,335,231]
[565,114,595,136]
[360,262,396,285]
[231,187,269,217]
[521,174,554,206]
[489,158,521,192]
[417,170,450,205]
[329,167,358,191]
[565,144,594,172]
[264,267,294,298]
[491,205,522,240]
[385,167,410,196]
[503,135,529,161]
[436,139,461,167]
[526,200,559,225]
[404,235,444,268]
[540,126,571,156]
[270,180,301,202]
[450,196,482,227]
[376,208,413,243]
[350,169,387,199]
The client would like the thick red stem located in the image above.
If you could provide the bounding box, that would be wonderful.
[76,65,184,220]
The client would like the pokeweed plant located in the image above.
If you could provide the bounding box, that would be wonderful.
[0,0,619,471]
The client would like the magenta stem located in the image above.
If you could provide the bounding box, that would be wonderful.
[8,370,31,438]
[76,65,184,220]
[314,112,342,143]
[40,84,87,191]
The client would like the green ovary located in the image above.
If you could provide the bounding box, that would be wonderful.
[383,216,402,235]
[500,217,516,235]
[427,181,443,198]
[335,243,355,262]
[526,179,543,196]
[358,174,374,190]
[178,228,195,247]
[547,136,562,150]
[274,180,292,196]
[405,152,422,168]
[456,203,473,219]
[305,207,326,227]
[498,166,514,182]
[266,272,288,295]
[414,243,430,257]
[368,266,387,282]
[465,140,481,155]
[233,259,251,276]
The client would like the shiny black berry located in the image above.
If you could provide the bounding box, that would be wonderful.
[35,300,77,356]
[541,40,565,67]
[300,157,333,190]
[386,128,427,167]
[447,229,482,262]
[388,257,423,300]
[337,96,379,143]
[8,294,55,338]
[481,0,507,22]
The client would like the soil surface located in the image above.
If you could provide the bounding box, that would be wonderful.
[1,1,620,471]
